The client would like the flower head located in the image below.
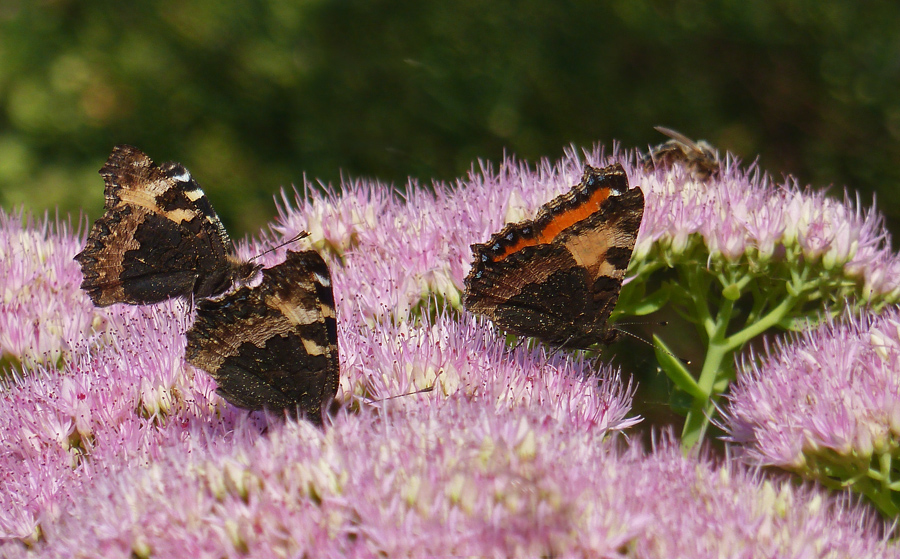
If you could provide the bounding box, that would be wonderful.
[0,210,102,369]
[12,405,892,557]
[726,309,900,515]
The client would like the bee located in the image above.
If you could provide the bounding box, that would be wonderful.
[641,126,720,181]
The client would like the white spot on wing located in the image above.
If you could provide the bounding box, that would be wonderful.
[319,302,335,319]
[269,294,320,325]
[170,170,192,184]
[314,272,331,287]
[164,209,195,223]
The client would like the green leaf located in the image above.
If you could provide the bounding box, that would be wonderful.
[630,285,670,316]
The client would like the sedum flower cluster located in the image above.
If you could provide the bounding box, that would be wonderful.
[726,310,900,517]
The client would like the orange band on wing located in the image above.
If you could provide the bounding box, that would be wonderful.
[490,186,612,262]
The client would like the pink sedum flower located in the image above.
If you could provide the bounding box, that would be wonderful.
[339,313,639,433]
[0,210,102,369]
[3,404,892,558]
[726,309,900,516]
[639,155,896,290]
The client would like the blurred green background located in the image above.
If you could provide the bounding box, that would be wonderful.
[2,0,899,241]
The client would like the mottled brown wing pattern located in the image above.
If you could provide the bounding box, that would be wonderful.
[185,250,340,423]
[74,145,258,307]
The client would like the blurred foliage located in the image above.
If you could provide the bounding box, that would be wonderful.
[0,0,899,240]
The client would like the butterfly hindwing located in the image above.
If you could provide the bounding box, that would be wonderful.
[185,250,340,423]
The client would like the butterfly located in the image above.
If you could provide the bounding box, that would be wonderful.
[185,249,340,423]
[465,164,644,349]
[75,145,258,306]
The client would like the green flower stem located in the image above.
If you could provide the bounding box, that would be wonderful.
[835,470,899,518]
[679,263,807,450]
[628,237,886,455]
[799,447,900,517]
[681,333,731,449]
[803,446,900,517]
[725,292,797,348]
[678,264,731,448]
[855,481,900,518]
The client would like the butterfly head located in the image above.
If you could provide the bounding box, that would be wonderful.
[233,258,263,286]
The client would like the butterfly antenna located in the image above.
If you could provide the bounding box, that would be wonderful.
[377,384,435,401]
[544,339,571,361]
[358,385,436,411]
[506,336,528,354]
[614,321,691,365]
[250,231,310,262]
